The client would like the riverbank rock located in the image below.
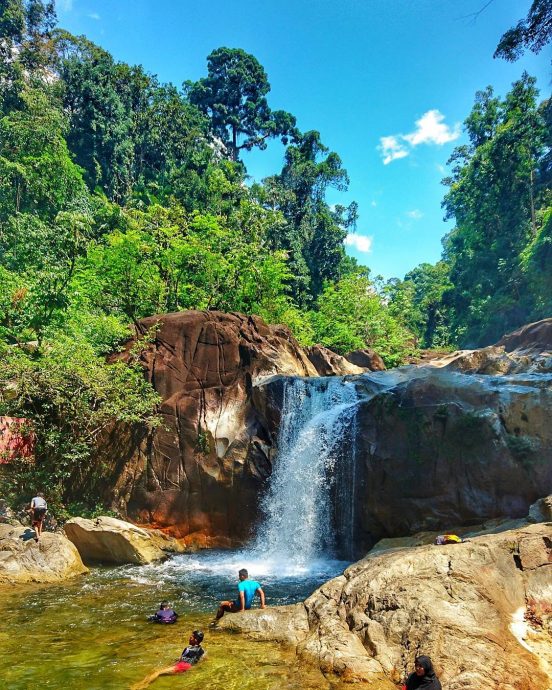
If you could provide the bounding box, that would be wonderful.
[90,311,318,542]
[0,524,88,584]
[307,345,366,376]
[219,523,552,690]
[64,516,175,565]
[431,317,552,374]
[345,349,386,371]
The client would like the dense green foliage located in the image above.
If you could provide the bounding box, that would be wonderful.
[389,76,551,347]
[0,1,413,510]
[0,1,549,509]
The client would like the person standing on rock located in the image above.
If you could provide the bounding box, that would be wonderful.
[29,492,47,542]
[212,568,266,622]
[404,655,442,690]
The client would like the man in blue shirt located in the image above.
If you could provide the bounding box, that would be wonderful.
[213,568,266,622]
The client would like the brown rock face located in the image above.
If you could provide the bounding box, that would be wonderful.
[345,348,386,371]
[215,523,552,690]
[100,311,316,541]
[306,345,366,376]
[352,367,552,551]
[430,317,552,374]
[497,317,552,352]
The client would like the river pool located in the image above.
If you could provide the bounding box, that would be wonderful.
[0,550,350,689]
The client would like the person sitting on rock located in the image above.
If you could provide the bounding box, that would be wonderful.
[212,568,266,623]
[404,655,442,690]
[131,630,205,689]
[28,492,47,543]
[148,601,178,624]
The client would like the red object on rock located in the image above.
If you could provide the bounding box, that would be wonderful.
[0,416,35,463]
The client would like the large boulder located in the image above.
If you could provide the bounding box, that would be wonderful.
[63,516,181,565]
[219,523,552,690]
[307,345,366,376]
[90,311,317,543]
[352,366,552,551]
[0,523,88,584]
[345,348,386,371]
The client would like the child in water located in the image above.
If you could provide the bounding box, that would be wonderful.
[148,601,178,624]
[132,630,206,689]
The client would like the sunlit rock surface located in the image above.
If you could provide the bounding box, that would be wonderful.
[64,516,183,565]
[218,523,552,690]
[0,523,88,584]
[306,345,366,376]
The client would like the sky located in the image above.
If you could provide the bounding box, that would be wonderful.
[55,0,549,280]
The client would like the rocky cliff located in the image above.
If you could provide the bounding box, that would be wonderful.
[96,314,552,547]
[96,310,317,543]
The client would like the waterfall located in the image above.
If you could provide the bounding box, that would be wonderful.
[254,377,359,567]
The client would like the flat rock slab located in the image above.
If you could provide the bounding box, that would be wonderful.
[64,516,168,565]
[217,603,309,646]
[0,524,88,585]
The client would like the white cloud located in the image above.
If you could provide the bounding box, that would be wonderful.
[88,12,101,20]
[406,209,423,220]
[344,233,373,253]
[371,200,377,207]
[403,109,460,146]
[56,0,73,11]
[379,135,409,165]
[378,109,460,164]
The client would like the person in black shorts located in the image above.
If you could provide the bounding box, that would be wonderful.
[29,493,47,542]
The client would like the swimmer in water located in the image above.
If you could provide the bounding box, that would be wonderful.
[131,630,206,689]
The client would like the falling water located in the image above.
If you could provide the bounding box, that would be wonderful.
[254,377,359,567]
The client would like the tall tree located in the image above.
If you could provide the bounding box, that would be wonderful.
[442,74,549,345]
[258,131,355,304]
[186,47,297,161]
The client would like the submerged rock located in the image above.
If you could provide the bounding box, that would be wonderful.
[64,516,178,565]
[0,524,88,584]
[219,523,552,690]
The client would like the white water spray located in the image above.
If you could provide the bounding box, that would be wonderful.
[254,377,359,567]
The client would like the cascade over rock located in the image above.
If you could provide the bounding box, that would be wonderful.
[97,310,317,541]
[96,314,552,547]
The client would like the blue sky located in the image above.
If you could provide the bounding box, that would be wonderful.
[55,0,549,280]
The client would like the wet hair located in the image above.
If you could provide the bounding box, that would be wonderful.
[160,601,169,608]
[414,655,436,677]
[238,568,248,578]
[192,630,204,643]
